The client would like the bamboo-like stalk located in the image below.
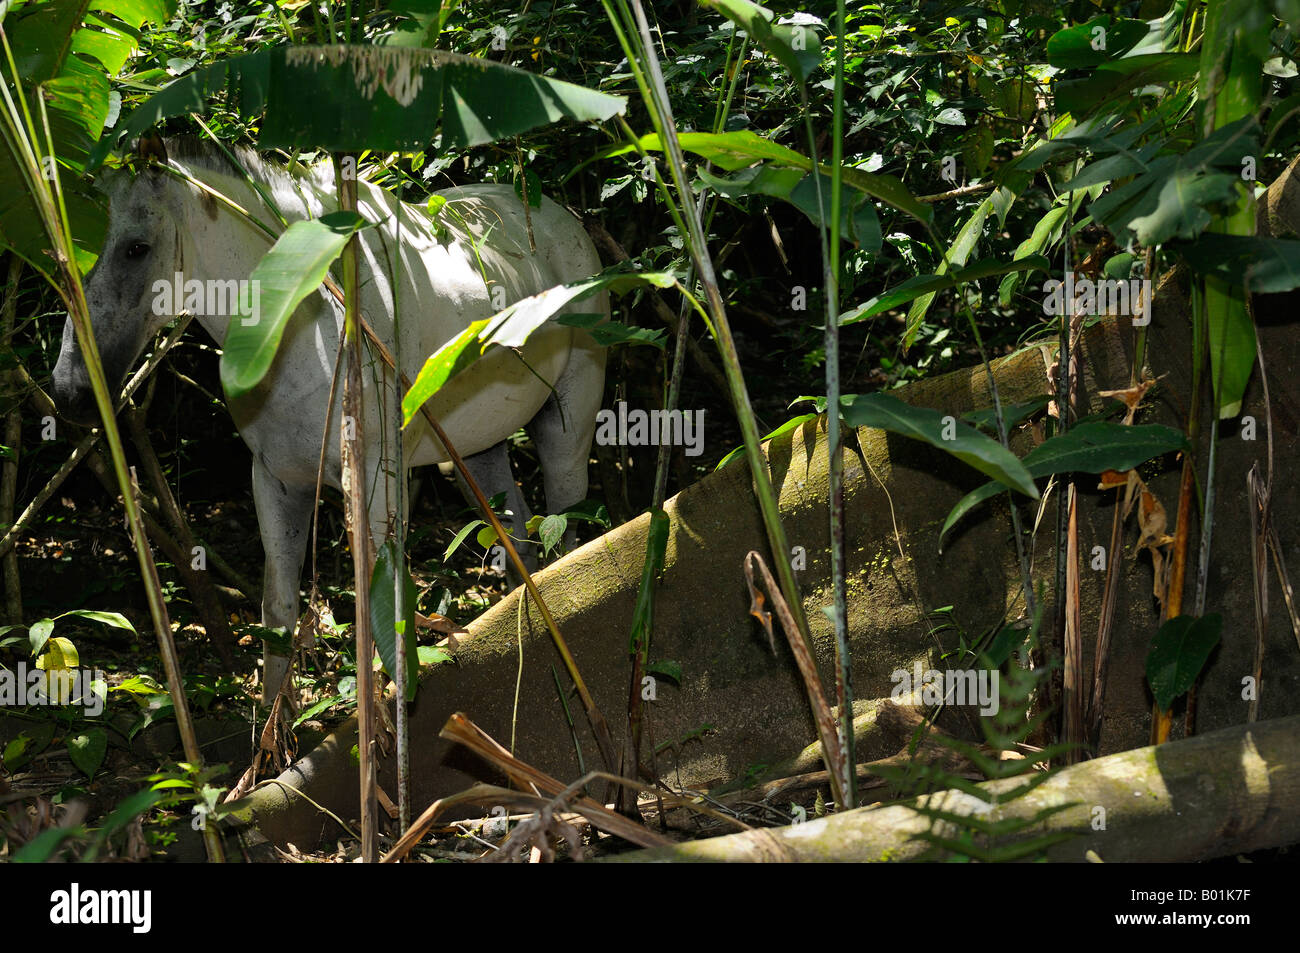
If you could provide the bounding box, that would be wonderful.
[790,3,854,805]
[336,154,378,862]
[0,24,222,862]
[1,254,22,624]
[1157,0,1265,742]
[823,0,854,807]
[391,188,410,834]
[605,0,812,696]
[622,25,749,814]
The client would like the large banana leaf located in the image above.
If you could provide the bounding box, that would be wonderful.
[0,0,175,276]
[219,211,367,400]
[94,44,626,162]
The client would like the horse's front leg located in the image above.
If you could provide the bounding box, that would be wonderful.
[252,457,315,706]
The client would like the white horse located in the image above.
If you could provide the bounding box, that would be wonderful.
[51,138,607,702]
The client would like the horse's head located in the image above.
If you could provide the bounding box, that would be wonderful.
[52,137,182,425]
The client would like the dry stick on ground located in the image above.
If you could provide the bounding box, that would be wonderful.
[1246,330,1275,723]
[482,769,675,862]
[1,254,23,623]
[124,392,238,667]
[742,550,849,810]
[1087,473,1136,753]
[381,714,671,862]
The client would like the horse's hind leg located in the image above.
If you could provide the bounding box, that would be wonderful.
[527,337,605,548]
[457,441,535,583]
[252,458,314,706]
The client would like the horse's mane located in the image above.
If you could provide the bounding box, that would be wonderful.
[161,135,334,209]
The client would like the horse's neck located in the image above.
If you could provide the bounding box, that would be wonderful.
[173,167,335,348]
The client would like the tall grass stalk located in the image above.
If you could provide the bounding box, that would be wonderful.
[0,23,223,861]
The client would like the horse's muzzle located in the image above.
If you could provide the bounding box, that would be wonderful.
[50,376,103,427]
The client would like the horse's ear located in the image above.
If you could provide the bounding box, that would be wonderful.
[137,132,168,166]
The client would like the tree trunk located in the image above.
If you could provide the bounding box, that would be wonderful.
[602,714,1300,862]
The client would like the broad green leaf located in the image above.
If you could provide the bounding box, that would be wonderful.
[961,396,1051,434]
[370,540,418,701]
[1054,53,1199,118]
[613,130,931,223]
[1087,119,1260,247]
[1058,143,1160,193]
[13,828,82,863]
[89,0,174,31]
[1205,279,1255,420]
[219,211,366,400]
[555,312,666,348]
[700,165,881,250]
[647,659,682,684]
[1125,170,1240,246]
[1181,236,1300,293]
[841,256,1050,325]
[715,413,818,470]
[402,271,677,426]
[3,735,30,772]
[0,0,169,276]
[559,499,610,527]
[940,422,1187,544]
[417,645,452,666]
[113,674,167,695]
[700,0,822,84]
[28,618,55,656]
[612,129,807,171]
[38,636,79,670]
[444,520,485,560]
[627,508,671,654]
[839,392,1039,500]
[904,196,993,348]
[999,207,1069,305]
[983,624,1033,668]
[294,693,349,727]
[538,514,567,555]
[96,45,626,163]
[67,727,108,778]
[1046,16,1150,69]
[91,789,161,845]
[60,609,136,632]
[9,0,98,81]
[1146,614,1223,710]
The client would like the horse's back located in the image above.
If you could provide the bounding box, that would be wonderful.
[364,183,606,466]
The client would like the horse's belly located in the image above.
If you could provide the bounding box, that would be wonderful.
[404,321,571,465]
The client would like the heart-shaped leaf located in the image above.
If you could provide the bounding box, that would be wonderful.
[1146,614,1223,711]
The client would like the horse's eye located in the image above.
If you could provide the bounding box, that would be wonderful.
[125,242,150,260]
